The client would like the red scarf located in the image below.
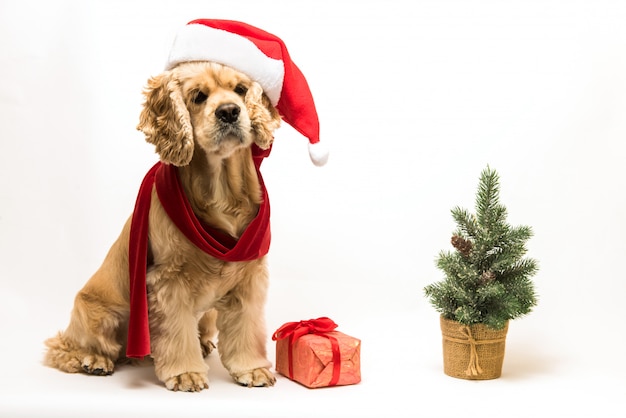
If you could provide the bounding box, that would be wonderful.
[126,145,271,358]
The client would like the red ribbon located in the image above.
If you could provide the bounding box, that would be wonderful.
[272,317,342,386]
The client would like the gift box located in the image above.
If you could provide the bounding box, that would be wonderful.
[272,317,361,388]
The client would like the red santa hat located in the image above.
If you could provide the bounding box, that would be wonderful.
[166,19,328,166]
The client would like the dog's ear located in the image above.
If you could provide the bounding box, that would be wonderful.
[137,72,194,166]
[245,82,281,150]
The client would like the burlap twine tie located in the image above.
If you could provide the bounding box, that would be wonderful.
[443,325,507,377]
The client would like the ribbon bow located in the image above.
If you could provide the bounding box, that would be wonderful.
[272,317,342,386]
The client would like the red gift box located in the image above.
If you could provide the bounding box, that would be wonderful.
[272,317,361,388]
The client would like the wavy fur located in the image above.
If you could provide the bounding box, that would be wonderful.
[44,62,282,391]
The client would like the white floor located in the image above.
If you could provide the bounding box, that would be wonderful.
[1,276,624,418]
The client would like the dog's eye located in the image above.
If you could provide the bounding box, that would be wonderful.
[234,84,248,96]
[192,91,208,104]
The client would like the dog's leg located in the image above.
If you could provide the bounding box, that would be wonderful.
[216,259,275,387]
[148,271,209,392]
[44,292,124,375]
[44,219,131,375]
[198,309,218,358]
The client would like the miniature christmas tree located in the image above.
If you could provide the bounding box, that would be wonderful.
[424,167,538,330]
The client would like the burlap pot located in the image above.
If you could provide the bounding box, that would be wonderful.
[440,316,509,380]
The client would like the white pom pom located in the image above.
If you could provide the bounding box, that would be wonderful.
[308,141,329,166]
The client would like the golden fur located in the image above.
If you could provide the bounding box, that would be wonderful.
[44,62,281,391]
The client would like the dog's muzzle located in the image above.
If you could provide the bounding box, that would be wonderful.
[214,103,247,144]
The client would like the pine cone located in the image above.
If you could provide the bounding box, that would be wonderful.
[479,270,496,285]
[451,235,472,257]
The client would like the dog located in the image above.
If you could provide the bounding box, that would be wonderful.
[44,61,282,392]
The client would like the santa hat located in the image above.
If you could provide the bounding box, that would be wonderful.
[166,19,328,166]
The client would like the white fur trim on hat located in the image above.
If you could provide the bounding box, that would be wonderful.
[165,23,285,105]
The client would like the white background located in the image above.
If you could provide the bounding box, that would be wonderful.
[1,0,625,416]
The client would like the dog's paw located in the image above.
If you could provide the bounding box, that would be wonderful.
[200,339,216,358]
[81,354,114,376]
[233,367,276,388]
[165,372,209,392]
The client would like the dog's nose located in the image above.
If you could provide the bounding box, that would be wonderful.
[215,103,240,124]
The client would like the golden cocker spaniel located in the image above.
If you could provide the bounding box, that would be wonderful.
[45,61,281,391]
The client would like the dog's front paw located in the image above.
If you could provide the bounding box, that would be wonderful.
[165,372,209,392]
[233,367,276,388]
[81,354,114,376]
